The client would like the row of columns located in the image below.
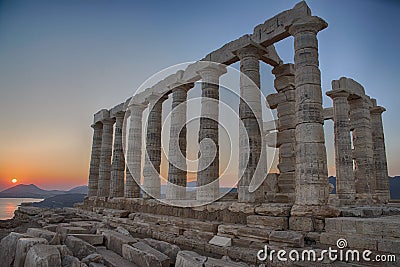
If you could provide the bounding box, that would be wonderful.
[327,89,390,203]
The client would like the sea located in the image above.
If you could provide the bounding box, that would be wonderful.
[0,198,43,220]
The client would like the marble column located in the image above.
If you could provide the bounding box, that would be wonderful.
[110,112,125,197]
[236,45,264,203]
[370,103,390,203]
[143,94,167,199]
[196,64,226,202]
[327,90,355,201]
[166,84,193,200]
[349,96,375,198]
[288,17,330,210]
[125,103,146,198]
[271,63,296,203]
[87,122,103,197]
[97,117,115,197]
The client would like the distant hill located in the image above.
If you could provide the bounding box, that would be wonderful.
[328,176,400,199]
[0,184,87,199]
[31,193,86,208]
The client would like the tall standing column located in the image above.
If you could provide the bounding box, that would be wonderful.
[236,45,264,203]
[125,103,146,198]
[110,111,125,197]
[288,16,331,212]
[97,117,115,197]
[196,64,226,202]
[327,89,355,201]
[143,94,167,199]
[88,122,103,197]
[269,63,296,203]
[370,104,390,203]
[349,97,375,200]
[166,84,192,200]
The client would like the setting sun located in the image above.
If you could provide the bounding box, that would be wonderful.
[11,178,17,184]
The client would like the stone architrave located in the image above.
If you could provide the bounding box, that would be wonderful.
[88,122,102,197]
[98,116,115,197]
[196,63,226,202]
[125,103,147,198]
[288,16,331,212]
[143,94,168,199]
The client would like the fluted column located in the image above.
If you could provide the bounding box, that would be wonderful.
[196,64,227,202]
[110,112,125,197]
[125,103,146,198]
[236,45,264,203]
[370,104,390,203]
[327,90,355,201]
[97,117,115,197]
[349,97,375,199]
[288,17,330,211]
[166,84,193,200]
[143,94,167,199]
[87,122,103,197]
[269,63,296,203]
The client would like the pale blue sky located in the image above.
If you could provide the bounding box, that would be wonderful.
[0,0,399,189]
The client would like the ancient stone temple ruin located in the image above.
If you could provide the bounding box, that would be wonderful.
[73,2,398,265]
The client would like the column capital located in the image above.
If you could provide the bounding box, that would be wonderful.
[272,63,295,77]
[370,106,386,114]
[91,122,103,130]
[113,111,125,119]
[196,62,227,79]
[326,89,350,99]
[233,42,266,60]
[288,16,328,36]
[169,82,194,92]
[146,92,168,106]
[101,117,115,125]
[128,102,147,113]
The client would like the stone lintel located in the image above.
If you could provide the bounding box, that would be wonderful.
[94,109,110,124]
[252,1,311,46]
[322,107,334,121]
[110,103,125,118]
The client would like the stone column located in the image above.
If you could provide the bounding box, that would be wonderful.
[110,111,125,197]
[370,103,390,203]
[327,90,355,201]
[166,84,193,200]
[288,16,331,213]
[125,103,146,198]
[97,117,115,197]
[267,63,296,203]
[87,122,102,197]
[236,45,264,203]
[143,94,167,199]
[349,96,375,199]
[196,64,226,202]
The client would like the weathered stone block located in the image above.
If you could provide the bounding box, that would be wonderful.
[24,244,61,267]
[175,251,207,267]
[246,215,288,230]
[65,235,96,260]
[378,239,400,254]
[103,230,138,256]
[254,204,291,217]
[289,216,314,232]
[71,234,104,245]
[269,231,304,247]
[26,228,56,242]
[209,236,232,247]
[15,237,48,267]
[96,246,137,267]
[122,242,170,267]
[142,238,180,264]
[0,232,31,267]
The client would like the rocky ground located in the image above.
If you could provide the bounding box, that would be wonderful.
[0,206,250,267]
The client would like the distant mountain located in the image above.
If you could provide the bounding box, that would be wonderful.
[328,176,400,199]
[0,184,87,199]
[67,185,88,194]
[31,193,86,208]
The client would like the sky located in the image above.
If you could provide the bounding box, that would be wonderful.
[0,0,399,190]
